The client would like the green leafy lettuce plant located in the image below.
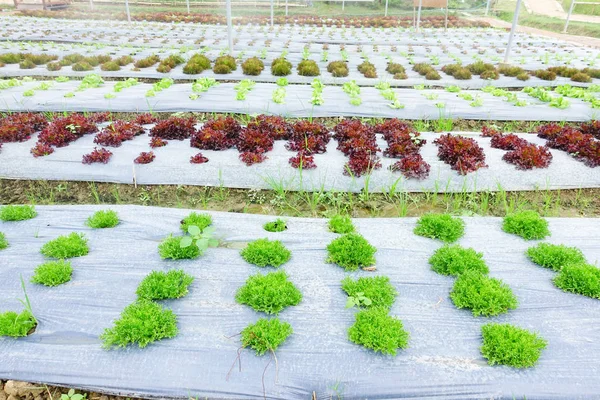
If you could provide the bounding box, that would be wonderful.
[31,260,73,287]
[326,233,376,271]
[0,205,37,221]
[235,270,302,314]
[101,300,178,349]
[553,263,600,299]
[180,212,212,232]
[414,213,465,243]
[481,323,547,368]
[136,269,194,301]
[264,218,287,232]
[241,318,293,355]
[348,307,409,356]
[41,233,89,259]
[158,235,200,260]
[0,232,7,250]
[503,211,550,240]
[450,271,518,317]
[86,210,119,229]
[342,276,397,309]
[241,238,291,268]
[328,214,355,234]
[429,244,489,276]
[526,243,586,271]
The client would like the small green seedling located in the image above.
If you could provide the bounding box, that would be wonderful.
[101,300,178,349]
[553,263,600,299]
[61,389,86,400]
[86,210,119,228]
[328,214,355,234]
[241,317,293,355]
[0,277,37,337]
[235,270,302,314]
[345,292,372,308]
[180,212,212,233]
[40,233,89,259]
[481,323,547,368]
[502,211,549,240]
[136,269,194,301]
[264,218,287,232]
[240,238,291,268]
[0,205,37,221]
[326,233,376,271]
[180,225,219,253]
[0,232,8,250]
[31,260,73,287]
[526,243,586,271]
[414,213,465,243]
[348,307,409,356]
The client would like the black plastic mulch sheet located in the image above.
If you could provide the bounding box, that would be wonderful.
[1,206,600,399]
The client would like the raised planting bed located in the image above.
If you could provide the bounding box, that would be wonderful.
[1,205,600,398]
[1,115,599,193]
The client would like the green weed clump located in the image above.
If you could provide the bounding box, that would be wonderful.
[326,233,376,271]
[0,310,37,337]
[158,236,201,260]
[414,213,465,243]
[503,211,549,240]
[241,238,291,268]
[235,270,302,314]
[86,210,119,228]
[41,233,89,259]
[341,276,397,309]
[450,271,518,317]
[481,323,547,368]
[241,318,293,355]
[180,212,212,233]
[31,260,73,287]
[264,218,287,232]
[0,232,7,250]
[553,263,600,299]
[348,307,409,356]
[328,214,355,234]
[0,205,37,221]
[526,243,586,271]
[101,300,178,349]
[429,244,488,276]
[136,269,194,301]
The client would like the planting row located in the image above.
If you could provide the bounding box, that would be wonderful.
[2,49,598,88]
[17,12,488,28]
[1,16,596,70]
[1,206,599,399]
[1,206,598,352]
[0,78,597,122]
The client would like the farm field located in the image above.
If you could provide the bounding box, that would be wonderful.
[1,8,600,400]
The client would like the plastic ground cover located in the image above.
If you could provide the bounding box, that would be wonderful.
[1,205,600,399]
[1,128,598,193]
[0,80,596,120]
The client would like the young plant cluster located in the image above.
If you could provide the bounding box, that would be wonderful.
[327,60,349,77]
[482,127,553,170]
[414,213,465,243]
[413,63,441,80]
[333,119,381,177]
[503,211,550,240]
[386,62,407,79]
[326,232,376,271]
[94,120,145,147]
[82,147,113,164]
[150,116,197,140]
[527,242,599,299]
[481,323,547,368]
[0,112,48,143]
[183,53,211,74]
[235,270,302,314]
[376,119,430,179]
[33,114,99,156]
[286,120,330,169]
[434,133,487,175]
[240,238,291,268]
[0,204,37,221]
[537,123,600,168]
[357,61,377,78]
[134,151,156,164]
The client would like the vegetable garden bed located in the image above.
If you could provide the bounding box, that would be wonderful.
[1,115,598,192]
[1,205,599,399]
